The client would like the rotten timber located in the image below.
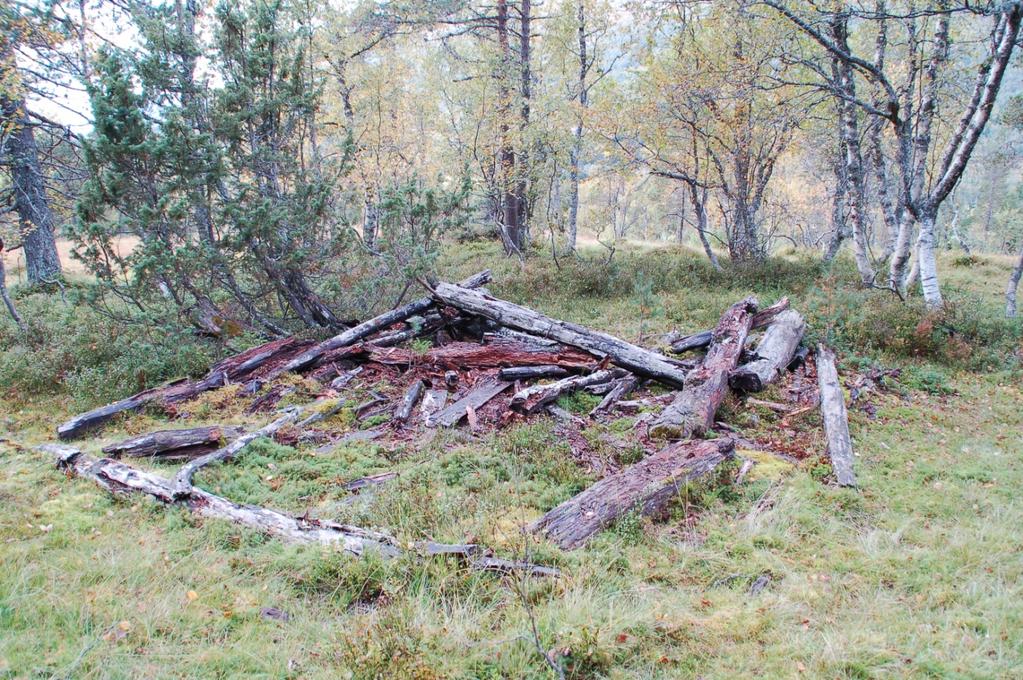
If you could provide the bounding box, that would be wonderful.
[393,380,425,424]
[510,369,623,415]
[430,282,689,387]
[530,438,735,550]
[498,365,571,381]
[651,298,758,439]
[728,309,806,392]
[590,375,639,416]
[816,345,857,487]
[428,378,511,427]
[101,426,245,461]
[369,339,596,372]
[669,297,790,355]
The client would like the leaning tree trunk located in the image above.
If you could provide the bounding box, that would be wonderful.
[1006,246,1023,318]
[0,95,63,285]
[0,240,26,331]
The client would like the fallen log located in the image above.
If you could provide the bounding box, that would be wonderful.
[393,380,425,424]
[343,471,399,492]
[530,438,735,550]
[57,337,312,440]
[172,407,303,497]
[669,297,790,355]
[419,389,448,424]
[650,298,758,439]
[43,444,398,555]
[590,375,639,416]
[510,369,623,415]
[430,282,689,387]
[416,542,561,578]
[816,345,857,487]
[369,339,596,372]
[101,426,245,461]
[428,378,512,427]
[297,399,346,428]
[498,365,571,381]
[282,270,492,374]
[728,309,806,392]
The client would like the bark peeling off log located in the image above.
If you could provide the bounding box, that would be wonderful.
[651,298,759,439]
[431,282,689,387]
[816,345,857,487]
[530,438,735,550]
[42,445,399,555]
[728,309,806,393]
[102,426,246,460]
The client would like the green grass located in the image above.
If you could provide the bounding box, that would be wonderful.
[1,244,1022,678]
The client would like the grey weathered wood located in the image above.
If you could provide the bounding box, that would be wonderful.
[329,367,363,391]
[510,369,622,415]
[530,438,735,550]
[283,270,492,373]
[43,445,399,555]
[669,297,790,355]
[651,298,758,439]
[343,471,398,491]
[419,389,448,424]
[393,380,425,424]
[101,426,245,460]
[172,407,302,496]
[297,399,346,428]
[728,309,806,392]
[415,542,561,577]
[431,282,688,387]
[590,375,639,416]
[428,378,512,427]
[498,365,571,381]
[816,345,857,487]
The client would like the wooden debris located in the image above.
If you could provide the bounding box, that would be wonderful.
[745,398,795,413]
[735,458,756,484]
[415,542,560,578]
[728,309,806,392]
[510,369,623,415]
[43,444,399,555]
[369,339,596,372]
[329,367,362,391]
[590,375,639,416]
[651,298,759,439]
[419,389,449,424]
[669,297,790,354]
[393,380,425,424]
[430,282,689,387]
[499,365,571,381]
[530,438,735,550]
[428,378,512,427]
[172,407,303,497]
[101,426,245,461]
[343,471,398,491]
[816,345,857,487]
[282,270,492,373]
[297,398,346,428]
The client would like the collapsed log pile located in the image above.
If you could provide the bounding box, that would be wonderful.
[45,270,860,563]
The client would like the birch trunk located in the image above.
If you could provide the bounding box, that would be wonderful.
[1006,246,1023,318]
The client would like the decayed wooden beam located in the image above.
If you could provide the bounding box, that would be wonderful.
[650,298,759,439]
[530,438,735,550]
[393,380,425,424]
[510,369,623,415]
[430,282,689,387]
[101,426,245,461]
[419,389,448,424]
[669,297,790,354]
[728,309,806,392]
[282,270,492,374]
[590,375,639,416]
[172,407,302,497]
[428,378,511,427]
[416,542,561,577]
[816,345,857,487]
[498,365,571,381]
[43,444,399,555]
[369,339,596,371]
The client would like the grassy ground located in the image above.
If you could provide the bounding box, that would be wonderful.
[1,244,1021,679]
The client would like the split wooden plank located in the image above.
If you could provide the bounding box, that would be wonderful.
[393,380,425,424]
[172,407,302,497]
[419,389,448,424]
[669,297,790,354]
[42,444,399,555]
[650,298,759,439]
[530,438,735,550]
[510,369,623,415]
[101,426,245,461]
[282,270,492,374]
[816,344,857,487]
[428,378,512,427]
[728,309,806,392]
[430,282,689,387]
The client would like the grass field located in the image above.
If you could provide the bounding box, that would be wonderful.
[1,243,1021,679]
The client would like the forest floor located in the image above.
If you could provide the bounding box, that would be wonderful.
[1,243,1021,679]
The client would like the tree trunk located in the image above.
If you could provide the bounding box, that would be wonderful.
[690,185,722,272]
[0,242,26,331]
[816,345,857,487]
[530,438,734,550]
[650,297,758,439]
[566,0,588,254]
[916,210,943,308]
[888,211,917,292]
[1006,245,1023,318]
[728,309,805,393]
[101,426,246,460]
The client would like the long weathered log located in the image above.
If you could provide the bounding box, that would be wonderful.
[510,369,623,415]
[57,337,312,440]
[393,380,425,424]
[430,282,689,387]
[428,378,511,427]
[651,298,758,439]
[499,365,572,381]
[172,407,302,496]
[669,297,790,354]
[369,339,597,371]
[530,438,735,550]
[590,375,639,416]
[43,444,399,555]
[728,309,806,392]
[101,426,245,460]
[816,345,857,487]
[282,270,492,374]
